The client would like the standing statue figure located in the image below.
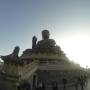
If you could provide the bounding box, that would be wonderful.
[32,36,37,49]
[1,46,20,63]
[52,81,58,90]
[62,78,67,90]
[36,82,45,90]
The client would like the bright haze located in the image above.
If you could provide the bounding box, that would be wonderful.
[0,0,90,68]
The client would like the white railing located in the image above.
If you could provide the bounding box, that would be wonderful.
[19,60,39,80]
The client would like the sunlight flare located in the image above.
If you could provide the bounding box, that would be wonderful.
[57,34,90,68]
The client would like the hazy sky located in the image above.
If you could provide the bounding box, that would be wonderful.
[0,0,90,67]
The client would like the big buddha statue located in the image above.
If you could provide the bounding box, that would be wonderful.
[33,30,61,54]
[23,30,64,55]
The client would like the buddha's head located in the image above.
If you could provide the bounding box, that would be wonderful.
[42,30,50,40]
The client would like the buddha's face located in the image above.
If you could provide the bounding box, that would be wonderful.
[42,30,50,40]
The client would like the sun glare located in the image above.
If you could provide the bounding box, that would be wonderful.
[58,34,90,68]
